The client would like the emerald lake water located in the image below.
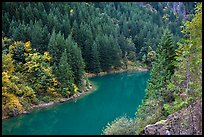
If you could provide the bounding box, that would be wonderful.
[2,71,149,135]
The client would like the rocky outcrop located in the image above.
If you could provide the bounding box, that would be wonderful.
[140,120,171,135]
[165,2,187,20]
[139,2,189,21]
[140,101,202,135]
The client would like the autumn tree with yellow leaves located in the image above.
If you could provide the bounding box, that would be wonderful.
[2,39,79,118]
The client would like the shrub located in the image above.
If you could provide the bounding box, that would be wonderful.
[102,116,136,135]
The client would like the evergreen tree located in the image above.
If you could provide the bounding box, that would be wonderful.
[65,35,85,89]
[89,41,101,73]
[146,29,176,102]
[48,29,66,65]
[58,49,74,88]
[164,3,202,114]
[97,34,112,71]
[109,35,122,68]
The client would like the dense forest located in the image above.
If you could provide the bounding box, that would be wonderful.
[103,3,202,135]
[2,2,202,135]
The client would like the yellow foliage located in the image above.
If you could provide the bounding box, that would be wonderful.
[43,51,51,62]
[33,62,39,68]
[11,75,20,83]
[8,43,17,55]
[2,38,72,118]
[47,87,55,93]
[2,87,8,93]
[22,86,35,98]
[24,41,32,52]
[52,91,60,97]
[2,71,11,86]
[31,53,41,61]
[42,67,52,75]
[70,9,74,16]
[24,61,40,73]
[52,78,59,86]
[44,51,49,56]
[10,83,20,93]
[2,53,14,74]
[2,93,23,116]
[73,84,78,93]
[24,53,28,57]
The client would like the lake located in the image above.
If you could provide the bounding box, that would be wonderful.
[2,71,149,135]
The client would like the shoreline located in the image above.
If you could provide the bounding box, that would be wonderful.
[30,85,95,110]
[85,67,149,78]
[2,67,147,120]
[2,85,96,120]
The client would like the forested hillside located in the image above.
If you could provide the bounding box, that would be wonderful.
[103,3,202,135]
[3,2,194,71]
[2,2,201,134]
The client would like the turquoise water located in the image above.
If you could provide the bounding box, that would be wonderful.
[2,71,149,135]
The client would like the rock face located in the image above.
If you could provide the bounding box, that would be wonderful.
[140,101,202,135]
[140,120,171,135]
[165,2,187,21]
[139,2,189,21]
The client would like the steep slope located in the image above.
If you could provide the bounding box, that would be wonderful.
[103,3,202,135]
[140,101,202,135]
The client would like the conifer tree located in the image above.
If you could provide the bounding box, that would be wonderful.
[164,3,202,114]
[65,35,85,89]
[58,49,74,88]
[146,29,176,102]
[89,41,101,73]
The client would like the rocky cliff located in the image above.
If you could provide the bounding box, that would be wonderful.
[140,101,202,135]
[164,2,187,20]
[139,2,195,21]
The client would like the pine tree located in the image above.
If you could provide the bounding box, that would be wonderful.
[48,29,66,65]
[48,28,57,63]
[65,35,85,89]
[98,34,112,71]
[109,35,122,68]
[146,29,176,102]
[89,41,101,73]
[29,20,45,53]
[58,49,74,88]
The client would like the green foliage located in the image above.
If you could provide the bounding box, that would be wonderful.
[2,3,200,135]
[2,39,75,118]
[65,35,85,87]
[165,3,202,114]
[2,2,185,72]
[102,116,136,135]
[2,53,14,75]
[134,3,202,135]
[58,49,74,89]
[134,99,166,134]
[89,41,101,73]
[145,29,176,102]
[146,46,156,67]
[163,103,174,115]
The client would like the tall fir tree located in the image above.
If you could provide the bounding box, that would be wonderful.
[58,49,74,89]
[89,41,101,73]
[146,29,176,102]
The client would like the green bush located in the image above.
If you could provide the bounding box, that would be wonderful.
[41,96,50,103]
[102,116,136,135]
